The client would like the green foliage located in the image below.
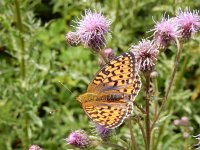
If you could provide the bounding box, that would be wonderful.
[0,0,200,149]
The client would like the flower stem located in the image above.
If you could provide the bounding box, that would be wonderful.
[150,39,183,131]
[14,0,26,79]
[136,117,147,149]
[99,51,109,64]
[144,73,151,150]
[127,118,138,150]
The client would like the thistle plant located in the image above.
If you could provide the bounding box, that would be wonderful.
[2,1,200,150]
[65,8,200,150]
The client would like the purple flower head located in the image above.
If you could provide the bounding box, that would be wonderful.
[66,130,90,148]
[76,10,111,52]
[152,16,179,49]
[65,32,80,46]
[176,8,200,41]
[29,145,43,150]
[130,39,159,72]
[95,124,111,139]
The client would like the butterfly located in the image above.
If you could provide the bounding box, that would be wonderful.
[76,52,141,129]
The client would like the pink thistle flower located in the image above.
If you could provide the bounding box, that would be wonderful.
[152,16,179,49]
[29,145,43,150]
[66,130,90,148]
[98,48,115,67]
[176,8,200,40]
[180,116,190,126]
[76,10,111,52]
[130,39,159,72]
[65,32,80,46]
[173,119,180,126]
[95,124,111,139]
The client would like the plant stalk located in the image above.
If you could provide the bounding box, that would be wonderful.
[127,118,138,150]
[136,117,147,150]
[145,73,151,150]
[14,0,26,79]
[151,39,183,131]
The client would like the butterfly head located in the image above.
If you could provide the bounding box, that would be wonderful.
[76,92,98,103]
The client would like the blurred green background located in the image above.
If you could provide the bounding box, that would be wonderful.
[0,0,200,149]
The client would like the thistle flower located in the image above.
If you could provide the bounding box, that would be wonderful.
[65,32,80,46]
[66,130,90,148]
[76,10,111,52]
[95,124,111,139]
[176,8,200,41]
[130,39,159,72]
[29,145,43,150]
[180,116,190,126]
[152,16,179,49]
[173,119,180,126]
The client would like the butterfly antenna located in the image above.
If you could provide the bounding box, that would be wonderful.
[58,81,73,94]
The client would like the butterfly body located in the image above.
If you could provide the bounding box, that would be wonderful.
[77,52,141,129]
[77,93,98,103]
[78,92,130,103]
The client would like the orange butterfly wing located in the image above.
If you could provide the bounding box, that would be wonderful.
[87,52,141,101]
[82,101,133,129]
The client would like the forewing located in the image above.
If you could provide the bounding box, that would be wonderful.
[82,101,133,129]
[87,52,141,100]
[87,52,140,93]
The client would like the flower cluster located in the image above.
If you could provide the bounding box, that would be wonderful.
[173,116,194,139]
[152,8,200,49]
[173,116,190,126]
[130,39,159,72]
[66,130,91,148]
